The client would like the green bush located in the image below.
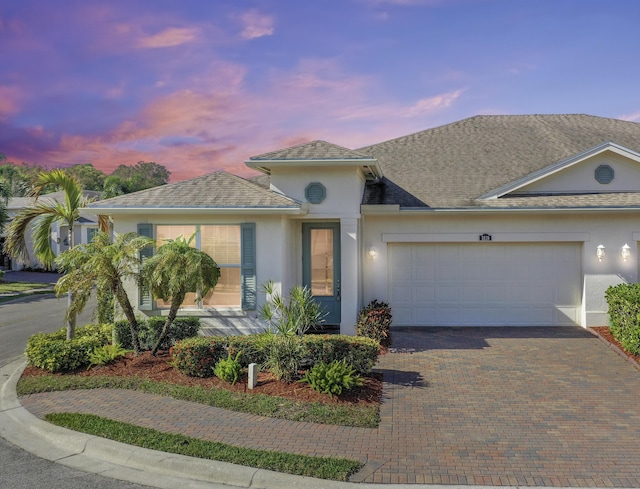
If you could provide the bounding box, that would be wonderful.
[302,335,380,374]
[300,359,363,397]
[114,316,201,351]
[227,334,268,367]
[262,334,304,382]
[88,343,130,368]
[213,352,243,385]
[606,283,640,355]
[356,300,392,347]
[25,323,111,373]
[171,336,227,377]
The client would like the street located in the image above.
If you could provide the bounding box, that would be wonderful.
[0,293,153,489]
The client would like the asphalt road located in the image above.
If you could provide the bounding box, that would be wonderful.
[0,293,153,489]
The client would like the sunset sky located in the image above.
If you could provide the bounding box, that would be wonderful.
[1,0,640,182]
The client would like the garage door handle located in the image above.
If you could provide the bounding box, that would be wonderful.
[336,280,341,302]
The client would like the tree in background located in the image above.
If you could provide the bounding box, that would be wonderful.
[0,179,9,234]
[103,161,170,198]
[63,163,106,191]
[141,235,219,356]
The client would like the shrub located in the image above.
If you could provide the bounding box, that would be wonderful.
[171,336,227,377]
[213,352,243,385]
[88,343,130,368]
[302,335,380,374]
[25,323,111,373]
[300,359,363,397]
[259,281,325,336]
[356,300,392,347]
[227,334,268,367]
[606,283,640,355]
[262,334,304,382]
[0,269,4,282]
[115,316,201,351]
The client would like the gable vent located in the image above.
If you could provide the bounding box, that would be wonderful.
[595,165,614,184]
[305,182,326,204]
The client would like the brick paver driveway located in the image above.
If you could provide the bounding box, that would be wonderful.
[22,327,640,486]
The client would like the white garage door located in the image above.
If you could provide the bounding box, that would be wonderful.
[388,243,581,326]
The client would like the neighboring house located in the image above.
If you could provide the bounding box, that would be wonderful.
[89,114,640,333]
[1,191,101,270]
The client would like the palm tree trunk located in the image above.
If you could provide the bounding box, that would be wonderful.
[151,291,185,356]
[66,223,76,340]
[114,280,141,354]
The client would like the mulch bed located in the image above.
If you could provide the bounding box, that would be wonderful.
[21,351,382,407]
[590,326,640,367]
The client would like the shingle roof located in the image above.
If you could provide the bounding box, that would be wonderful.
[88,171,300,209]
[359,114,640,208]
[250,140,373,161]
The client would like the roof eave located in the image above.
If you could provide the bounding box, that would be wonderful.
[87,206,306,215]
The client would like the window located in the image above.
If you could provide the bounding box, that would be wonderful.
[155,225,242,309]
[87,227,99,243]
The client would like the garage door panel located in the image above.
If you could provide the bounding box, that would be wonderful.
[388,243,581,327]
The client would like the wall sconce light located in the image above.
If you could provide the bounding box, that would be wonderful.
[621,243,631,262]
[368,246,377,258]
[596,244,606,262]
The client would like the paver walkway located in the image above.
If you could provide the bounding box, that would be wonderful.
[21,327,640,486]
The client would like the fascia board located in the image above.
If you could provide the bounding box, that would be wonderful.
[85,206,306,215]
[397,206,640,215]
[245,158,383,178]
[479,142,640,200]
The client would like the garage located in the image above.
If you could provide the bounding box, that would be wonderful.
[388,242,582,326]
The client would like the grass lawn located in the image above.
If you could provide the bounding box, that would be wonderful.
[0,281,52,293]
[45,412,363,481]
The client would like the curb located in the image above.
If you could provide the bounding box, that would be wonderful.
[2,357,454,489]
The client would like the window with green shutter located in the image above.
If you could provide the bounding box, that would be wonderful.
[147,223,256,311]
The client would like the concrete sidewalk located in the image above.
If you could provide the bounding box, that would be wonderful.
[6,327,640,487]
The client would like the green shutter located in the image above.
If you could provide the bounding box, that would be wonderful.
[137,223,154,311]
[241,223,256,310]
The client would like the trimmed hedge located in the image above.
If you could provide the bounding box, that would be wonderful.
[302,335,380,374]
[25,323,112,373]
[114,316,201,351]
[171,336,228,377]
[606,283,640,355]
[171,333,381,378]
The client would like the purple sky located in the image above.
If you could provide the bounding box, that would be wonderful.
[1,0,640,182]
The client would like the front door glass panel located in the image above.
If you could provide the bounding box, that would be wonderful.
[310,229,334,296]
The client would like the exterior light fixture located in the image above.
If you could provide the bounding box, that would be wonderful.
[368,246,377,258]
[596,245,606,262]
[621,243,631,262]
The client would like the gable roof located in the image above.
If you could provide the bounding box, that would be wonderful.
[250,140,373,161]
[88,171,301,213]
[359,114,640,209]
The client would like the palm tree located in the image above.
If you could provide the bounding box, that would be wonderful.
[55,232,155,354]
[141,235,220,356]
[4,169,90,338]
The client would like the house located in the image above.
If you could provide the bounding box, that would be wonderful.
[88,114,640,333]
[1,191,101,270]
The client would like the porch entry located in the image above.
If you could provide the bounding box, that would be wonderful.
[302,222,341,325]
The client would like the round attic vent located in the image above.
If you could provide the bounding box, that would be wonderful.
[595,164,614,184]
[305,182,326,204]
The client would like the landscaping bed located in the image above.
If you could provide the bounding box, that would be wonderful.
[20,350,382,407]
[590,326,640,367]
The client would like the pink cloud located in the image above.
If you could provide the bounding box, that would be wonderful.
[137,26,200,48]
[401,89,464,117]
[0,86,24,121]
[239,9,275,40]
[618,111,640,122]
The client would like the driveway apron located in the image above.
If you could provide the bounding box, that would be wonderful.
[21,327,640,486]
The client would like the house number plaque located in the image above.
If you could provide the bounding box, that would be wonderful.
[479,233,492,241]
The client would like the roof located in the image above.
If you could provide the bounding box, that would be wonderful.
[88,171,300,210]
[359,114,640,209]
[250,140,373,161]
